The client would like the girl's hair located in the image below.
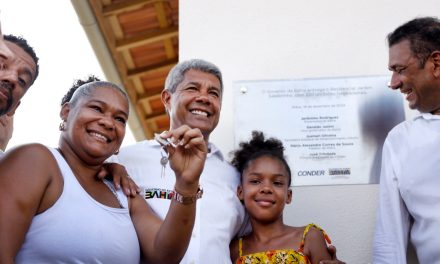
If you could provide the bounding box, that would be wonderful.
[230,131,292,186]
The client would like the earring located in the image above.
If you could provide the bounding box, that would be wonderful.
[59,121,66,131]
[114,149,120,155]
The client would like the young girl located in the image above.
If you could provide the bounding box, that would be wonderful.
[229,131,332,264]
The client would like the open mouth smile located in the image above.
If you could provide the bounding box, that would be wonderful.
[401,88,415,101]
[88,130,111,143]
[255,198,275,206]
[190,109,210,117]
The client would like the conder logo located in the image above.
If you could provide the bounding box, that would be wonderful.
[297,170,326,176]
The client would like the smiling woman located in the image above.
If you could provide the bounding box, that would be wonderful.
[59,78,129,164]
[0,78,208,263]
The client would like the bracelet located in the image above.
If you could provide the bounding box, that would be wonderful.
[173,186,203,204]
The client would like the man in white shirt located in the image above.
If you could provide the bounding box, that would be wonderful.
[114,59,343,263]
[373,17,440,264]
[115,59,245,263]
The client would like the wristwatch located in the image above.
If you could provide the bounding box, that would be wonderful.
[173,186,203,204]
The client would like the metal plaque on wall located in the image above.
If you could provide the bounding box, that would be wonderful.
[234,75,405,186]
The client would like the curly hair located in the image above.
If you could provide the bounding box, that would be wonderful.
[60,75,128,108]
[230,131,292,186]
[61,75,101,106]
[4,34,40,84]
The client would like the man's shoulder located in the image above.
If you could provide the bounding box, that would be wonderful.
[206,156,238,173]
[116,140,159,163]
[207,143,235,166]
[387,115,431,139]
[120,140,157,152]
[387,120,409,136]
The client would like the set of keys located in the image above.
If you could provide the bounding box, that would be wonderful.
[155,133,172,178]
[160,148,168,178]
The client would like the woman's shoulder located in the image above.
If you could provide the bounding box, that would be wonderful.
[1,143,57,171]
[0,144,64,221]
[7,143,52,155]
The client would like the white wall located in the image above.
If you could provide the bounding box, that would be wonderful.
[180,1,439,262]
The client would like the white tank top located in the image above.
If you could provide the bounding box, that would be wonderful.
[16,147,140,264]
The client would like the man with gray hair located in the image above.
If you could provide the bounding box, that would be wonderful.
[114,59,244,263]
[114,59,342,263]
[374,17,440,263]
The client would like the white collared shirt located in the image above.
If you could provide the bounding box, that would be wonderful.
[115,140,246,264]
[373,113,440,264]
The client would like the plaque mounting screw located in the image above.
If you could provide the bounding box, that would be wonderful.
[240,86,248,94]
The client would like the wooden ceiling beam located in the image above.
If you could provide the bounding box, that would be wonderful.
[143,111,167,120]
[127,58,177,79]
[154,1,176,59]
[137,89,163,100]
[115,26,178,51]
[102,0,164,16]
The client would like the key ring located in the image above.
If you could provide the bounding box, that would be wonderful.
[160,146,169,178]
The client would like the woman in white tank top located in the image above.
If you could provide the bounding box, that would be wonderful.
[0,77,207,263]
